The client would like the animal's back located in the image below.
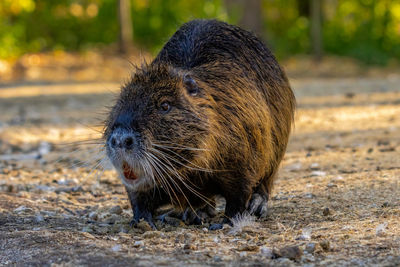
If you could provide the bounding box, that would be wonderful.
[155,19,276,69]
[154,19,295,130]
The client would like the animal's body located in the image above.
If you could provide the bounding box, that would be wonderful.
[104,19,295,228]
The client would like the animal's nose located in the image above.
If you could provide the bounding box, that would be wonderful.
[109,132,136,150]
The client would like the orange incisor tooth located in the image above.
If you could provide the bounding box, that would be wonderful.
[123,162,138,180]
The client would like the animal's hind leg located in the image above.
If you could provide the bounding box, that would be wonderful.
[182,197,217,224]
[157,197,217,225]
[247,173,275,219]
[209,179,252,230]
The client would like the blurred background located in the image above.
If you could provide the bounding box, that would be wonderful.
[1,2,400,264]
[1,0,400,83]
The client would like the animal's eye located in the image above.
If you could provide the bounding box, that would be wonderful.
[160,102,171,113]
[183,74,198,96]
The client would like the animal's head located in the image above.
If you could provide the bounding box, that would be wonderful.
[104,63,210,191]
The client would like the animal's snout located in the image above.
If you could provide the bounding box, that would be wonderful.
[108,129,136,150]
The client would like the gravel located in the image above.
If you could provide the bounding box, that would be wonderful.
[1,79,400,266]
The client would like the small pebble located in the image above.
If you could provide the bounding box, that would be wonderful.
[269,235,283,242]
[57,178,77,186]
[276,258,294,265]
[88,211,98,221]
[260,247,273,258]
[109,224,122,234]
[286,162,302,172]
[81,232,95,239]
[142,231,162,239]
[34,185,53,192]
[55,186,83,193]
[136,220,153,232]
[111,245,121,252]
[350,259,365,266]
[14,205,33,214]
[311,171,326,177]
[310,163,320,170]
[213,256,222,262]
[274,245,303,261]
[297,228,311,241]
[175,233,185,243]
[97,226,110,234]
[183,243,195,250]
[305,243,316,253]
[119,225,131,234]
[105,214,120,224]
[376,223,387,236]
[239,252,247,257]
[34,213,44,223]
[81,226,94,233]
[323,207,331,216]
[133,240,144,248]
[319,240,330,251]
[109,205,122,215]
[303,193,315,199]
[184,233,195,244]
[237,245,259,252]
[38,141,51,155]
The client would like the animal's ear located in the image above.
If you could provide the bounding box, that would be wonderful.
[183,74,199,96]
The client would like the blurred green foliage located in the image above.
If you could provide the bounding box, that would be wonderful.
[0,0,228,58]
[323,0,400,65]
[1,0,400,65]
[263,0,400,64]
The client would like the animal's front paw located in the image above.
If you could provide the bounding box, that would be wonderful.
[155,210,172,223]
[156,209,202,225]
[130,208,156,230]
[208,218,232,230]
[182,208,203,225]
[247,193,268,219]
[182,200,217,225]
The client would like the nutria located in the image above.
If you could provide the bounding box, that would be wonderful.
[104,19,295,229]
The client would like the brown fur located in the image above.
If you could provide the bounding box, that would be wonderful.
[104,19,295,227]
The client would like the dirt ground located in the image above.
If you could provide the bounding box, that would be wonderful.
[0,73,399,266]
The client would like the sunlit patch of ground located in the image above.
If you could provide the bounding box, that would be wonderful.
[0,78,399,266]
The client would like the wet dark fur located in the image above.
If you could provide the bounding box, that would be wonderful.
[104,19,296,227]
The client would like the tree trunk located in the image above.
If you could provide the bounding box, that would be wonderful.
[240,0,263,37]
[224,0,264,39]
[118,0,133,54]
[310,0,323,61]
[380,0,390,45]
[297,0,310,17]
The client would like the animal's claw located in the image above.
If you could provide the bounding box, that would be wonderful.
[182,208,203,225]
[156,210,174,223]
[209,217,232,230]
[209,223,223,230]
[130,207,156,230]
[247,193,268,219]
